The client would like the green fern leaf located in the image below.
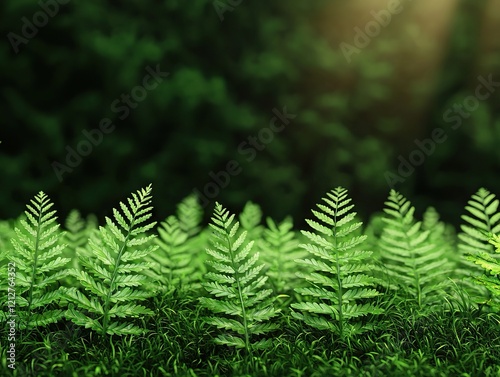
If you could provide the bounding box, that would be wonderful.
[292,187,384,339]
[456,188,500,304]
[6,192,70,329]
[64,185,158,336]
[199,202,279,352]
[146,212,203,294]
[258,218,306,295]
[465,233,500,311]
[239,201,264,241]
[177,194,203,237]
[377,190,453,308]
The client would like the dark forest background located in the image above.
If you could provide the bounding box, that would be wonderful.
[1,0,499,227]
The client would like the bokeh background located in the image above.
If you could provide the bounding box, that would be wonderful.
[1,0,499,227]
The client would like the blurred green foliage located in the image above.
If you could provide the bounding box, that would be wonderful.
[0,0,499,226]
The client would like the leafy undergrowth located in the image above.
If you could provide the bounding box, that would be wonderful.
[1,186,500,376]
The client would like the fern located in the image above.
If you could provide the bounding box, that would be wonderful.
[291,187,384,339]
[457,188,500,304]
[458,188,500,258]
[63,209,98,275]
[64,210,97,249]
[239,201,264,241]
[64,185,158,336]
[377,190,453,308]
[0,220,14,256]
[199,202,280,351]
[7,192,70,329]
[465,233,500,312]
[145,215,200,293]
[260,216,306,296]
[176,194,203,237]
[421,206,456,263]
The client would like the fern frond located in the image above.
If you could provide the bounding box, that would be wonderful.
[465,233,500,311]
[458,188,500,256]
[199,202,279,352]
[61,210,98,284]
[377,190,453,308]
[6,192,70,329]
[64,185,158,336]
[259,217,307,296]
[455,188,500,305]
[144,215,201,293]
[291,187,384,339]
[177,194,203,237]
[239,201,264,241]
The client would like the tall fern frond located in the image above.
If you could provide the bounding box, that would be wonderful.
[199,202,279,352]
[377,190,453,308]
[64,185,158,336]
[465,233,500,312]
[457,188,500,303]
[7,192,70,329]
[291,187,384,339]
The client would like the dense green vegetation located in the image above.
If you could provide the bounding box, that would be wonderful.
[1,0,500,226]
[2,1,500,375]
[1,185,500,376]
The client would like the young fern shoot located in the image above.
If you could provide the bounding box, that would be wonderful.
[64,185,158,336]
[199,202,280,352]
[292,187,384,339]
[8,192,70,329]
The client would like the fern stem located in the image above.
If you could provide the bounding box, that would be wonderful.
[102,211,137,334]
[226,233,251,354]
[404,225,421,308]
[27,197,43,315]
[333,200,344,339]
